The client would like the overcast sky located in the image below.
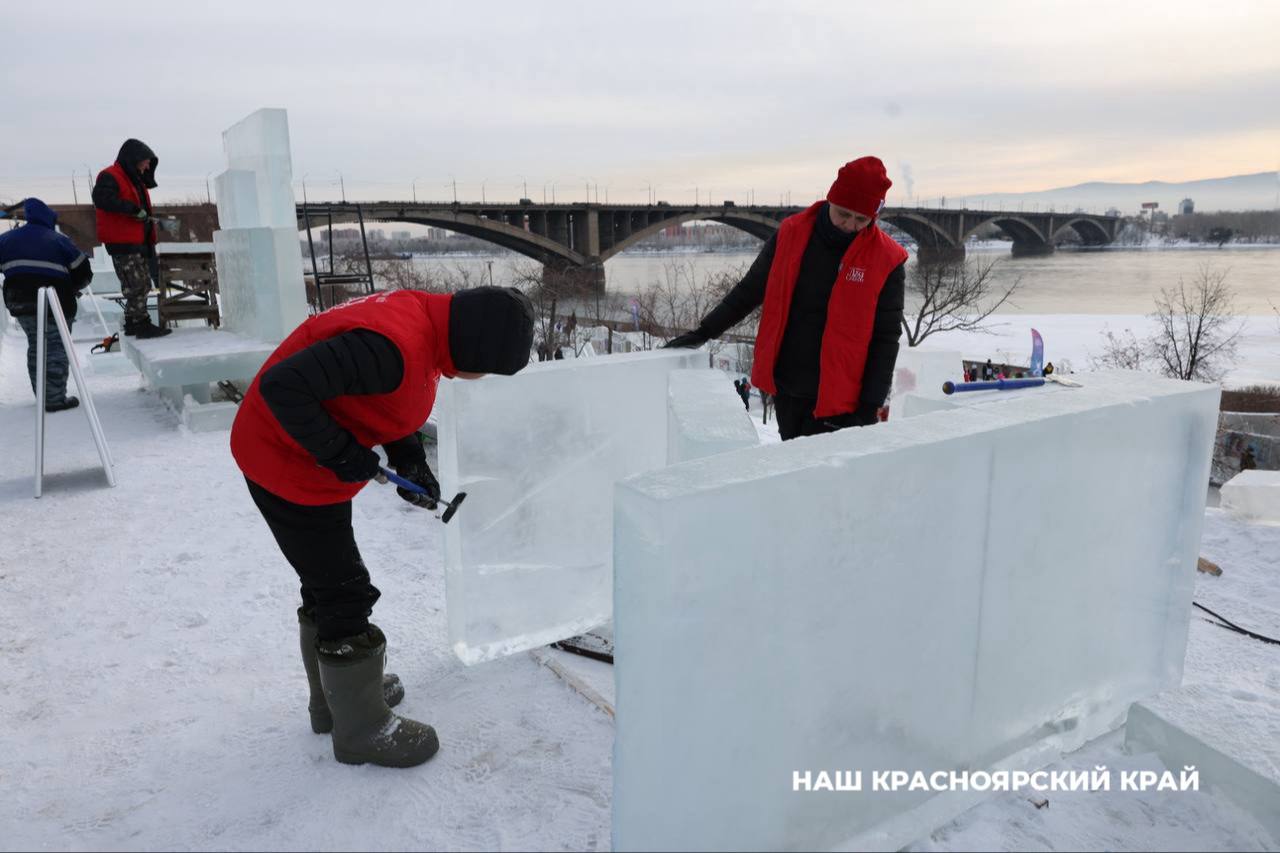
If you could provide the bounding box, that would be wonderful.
[2,0,1277,207]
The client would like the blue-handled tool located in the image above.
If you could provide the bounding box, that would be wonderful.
[376,467,467,523]
[943,374,1082,395]
[943,378,1045,394]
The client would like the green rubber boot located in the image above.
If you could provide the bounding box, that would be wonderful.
[298,608,404,734]
[317,625,440,767]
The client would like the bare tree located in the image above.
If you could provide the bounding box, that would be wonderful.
[1148,264,1243,382]
[506,261,563,355]
[1089,327,1148,371]
[901,257,1020,347]
[1091,265,1243,382]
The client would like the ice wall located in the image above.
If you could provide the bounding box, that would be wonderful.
[613,370,1220,852]
[667,369,759,464]
[211,108,306,343]
[438,350,701,664]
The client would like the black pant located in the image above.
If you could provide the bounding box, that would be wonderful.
[245,477,380,641]
[773,395,837,441]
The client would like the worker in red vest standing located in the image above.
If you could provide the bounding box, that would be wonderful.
[667,157,908,440]
[232,286,534,769]
[92,138,171,338]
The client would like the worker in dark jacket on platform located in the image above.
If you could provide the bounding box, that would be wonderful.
[666,157,908,440]
[92,138,170,338]
[231,286,534,769]
[0,198,93,411]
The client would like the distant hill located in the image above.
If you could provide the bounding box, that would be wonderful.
[958,172,1279,215]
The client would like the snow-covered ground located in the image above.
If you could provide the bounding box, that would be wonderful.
[0,324,611,850]
[1,319,1276,851]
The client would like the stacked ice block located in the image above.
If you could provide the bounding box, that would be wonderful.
[211,108,307,344]
[667,369,759,463]
[887,347,963,418]
[437,350,703,664]
[612,370,1220,851]
[1219,469,1280,525]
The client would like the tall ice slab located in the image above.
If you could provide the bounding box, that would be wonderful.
[212,108,306,343]
[613,370,1220,851]
[438,350,701,664]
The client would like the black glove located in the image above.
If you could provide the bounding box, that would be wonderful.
[383,433,426,470]
[822,404,881,431]
[321,441,382,483]
[664,330,709,349]
[394,459,441,510]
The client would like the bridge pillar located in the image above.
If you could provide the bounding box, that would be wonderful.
[916,245,966,264]
[1010,241,1055,258]
[543,257,606,295]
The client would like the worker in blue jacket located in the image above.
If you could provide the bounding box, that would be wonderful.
[0,198,93,411]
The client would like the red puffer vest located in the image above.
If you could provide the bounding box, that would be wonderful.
[750,202,908,418]
[95,163,157,245]
[231,290,455,505]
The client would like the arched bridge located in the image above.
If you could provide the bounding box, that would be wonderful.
[3,200,1122,292]
[298,200,1123,290]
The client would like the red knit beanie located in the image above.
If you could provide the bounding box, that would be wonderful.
[826,157,892,218]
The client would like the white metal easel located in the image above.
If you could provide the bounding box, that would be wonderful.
[33,286,115,497]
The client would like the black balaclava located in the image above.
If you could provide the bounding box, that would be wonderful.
[814,201,857,250]
[448,287,535,375]
[116,138,159,190]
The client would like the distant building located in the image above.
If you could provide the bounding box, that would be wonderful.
[1179,198,1194,215]
[391,230,411,240]
[1105,207,1121,217]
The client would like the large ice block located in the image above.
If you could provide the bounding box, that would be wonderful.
[220,108,296,229]
[1219,469,1280,525]
[213,169,260,230]
[887,347,963,419]
[613,370,1220,852]
[438,350,701,664]
[213,227,307,343]
[667,369,759,464]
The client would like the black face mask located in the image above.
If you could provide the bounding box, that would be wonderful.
[815,202,857,248]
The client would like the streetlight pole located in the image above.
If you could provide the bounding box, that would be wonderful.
[412,177,420,203]
[206,171,214,205]
[71,172,79,205]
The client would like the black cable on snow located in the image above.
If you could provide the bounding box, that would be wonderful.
[1193,601,1280,646]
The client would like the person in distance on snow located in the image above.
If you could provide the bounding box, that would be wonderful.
[0,198,93,411]
[665,157,908,440]
[230,286,535,769]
